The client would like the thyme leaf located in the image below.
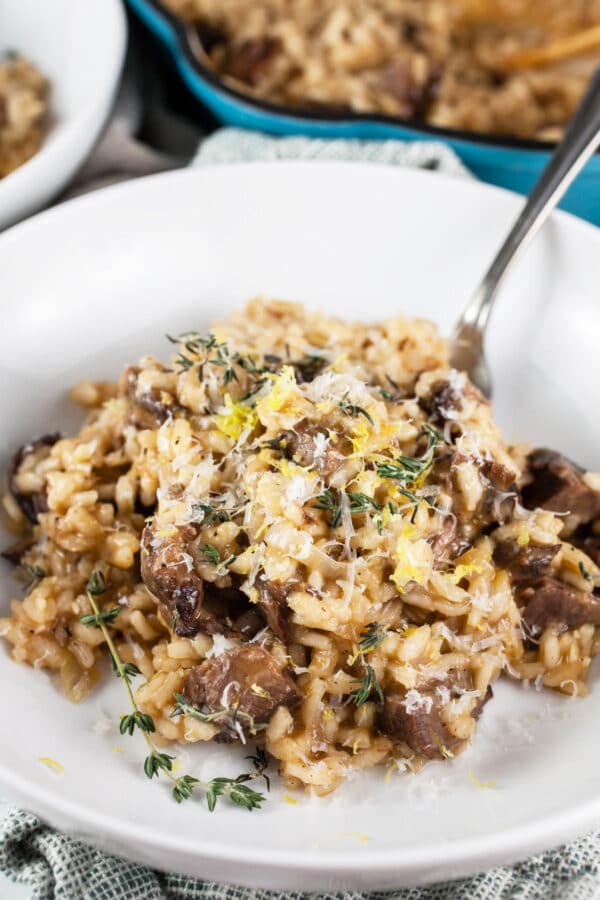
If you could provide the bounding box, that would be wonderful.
[201,543,221,565]
[313,489,342,528]
[349,663,384,707]
[338,392,374,425]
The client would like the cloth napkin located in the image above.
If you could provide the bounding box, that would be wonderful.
[2,37,600,900]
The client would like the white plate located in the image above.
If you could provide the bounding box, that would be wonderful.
[1,163,600,891]
[0,0,126,230]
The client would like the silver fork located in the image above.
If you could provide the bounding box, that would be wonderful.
[450,68,600,398]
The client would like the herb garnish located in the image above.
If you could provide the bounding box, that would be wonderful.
[193,503,231,525]
[201,543,221,565]
[579,561,593,582]
[350,664,384,707]
[346,492,382,516]
[167,332,270,391]
[338,392,374,425]
[347,622,387,707]
[81,571,268,811]
[379,375,403,402]
[313,489,382,528]
[376,427,441,521]
[23,563,45,584]
[172,694,268,739]
[313,489,343,528]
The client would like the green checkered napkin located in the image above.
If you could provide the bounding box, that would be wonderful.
[1,129,599,899]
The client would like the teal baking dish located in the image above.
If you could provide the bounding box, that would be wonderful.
[127,0,600,225]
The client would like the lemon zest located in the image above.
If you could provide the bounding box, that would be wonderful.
[283,792,299,805]
[156,526,178,538]
[337,831,369,843]
[38,757,64,776]
[468,769,497,789]
[263,366,298,412]
[216,394,258,440]
[112,746,122,753]
[391,524,429,592]
[331,352,349,372]
[385,760,398,783]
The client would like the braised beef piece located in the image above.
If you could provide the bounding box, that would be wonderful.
[381,62,439,119]
[256,574,293,642]
[428,516,471,562]
[378,669,488,760]
[420,379,461,427]
[183,644,300,739]
[222,37,280,86]
[517,575,600,640]
[290,355,327,384]
[521,449,600,528]
[481,459,517,493]
[123,366,182,430]
[476,458,518,525]
[493,541,560,585]
[140,522,236,638]
[276,419,343,479]
[1,536,35,566]
[9,433,60,524]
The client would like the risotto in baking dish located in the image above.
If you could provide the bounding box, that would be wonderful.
[164,0,600,140]
[2,299,600,805]
[0,55,49,179]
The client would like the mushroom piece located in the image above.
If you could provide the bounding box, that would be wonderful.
[9,433,60,523]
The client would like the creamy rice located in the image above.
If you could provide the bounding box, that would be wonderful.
[0,55,49,178]
[2,298,600,795]
[164,0,600,139]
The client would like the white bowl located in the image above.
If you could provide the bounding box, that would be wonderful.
[1,164,600,891]
[0,0,126,230]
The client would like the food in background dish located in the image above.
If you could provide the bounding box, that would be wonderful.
[2,298,600,799]
[164,0,600,140]
[0,55,49,179]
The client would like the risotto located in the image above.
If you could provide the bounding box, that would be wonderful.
[163,0,600,140]
[2,298,600,797]
[0,55,49,179]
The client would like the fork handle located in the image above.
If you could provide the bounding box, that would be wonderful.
[458,67,600,334]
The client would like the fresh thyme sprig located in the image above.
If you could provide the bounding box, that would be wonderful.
[81,571,268,812]
[376,427,439,487]
[347,622,387,707]
[167,332,270,391]
[21,563,45,590]
[349,664,384,707]
[378,374,403,402]
[201,543,221,565]
[172,694,268,738]
[346,492,382,516]
[338,392,374,425]
[313,489,382,528]
[313,489,342,528]
[193,503,231,526]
